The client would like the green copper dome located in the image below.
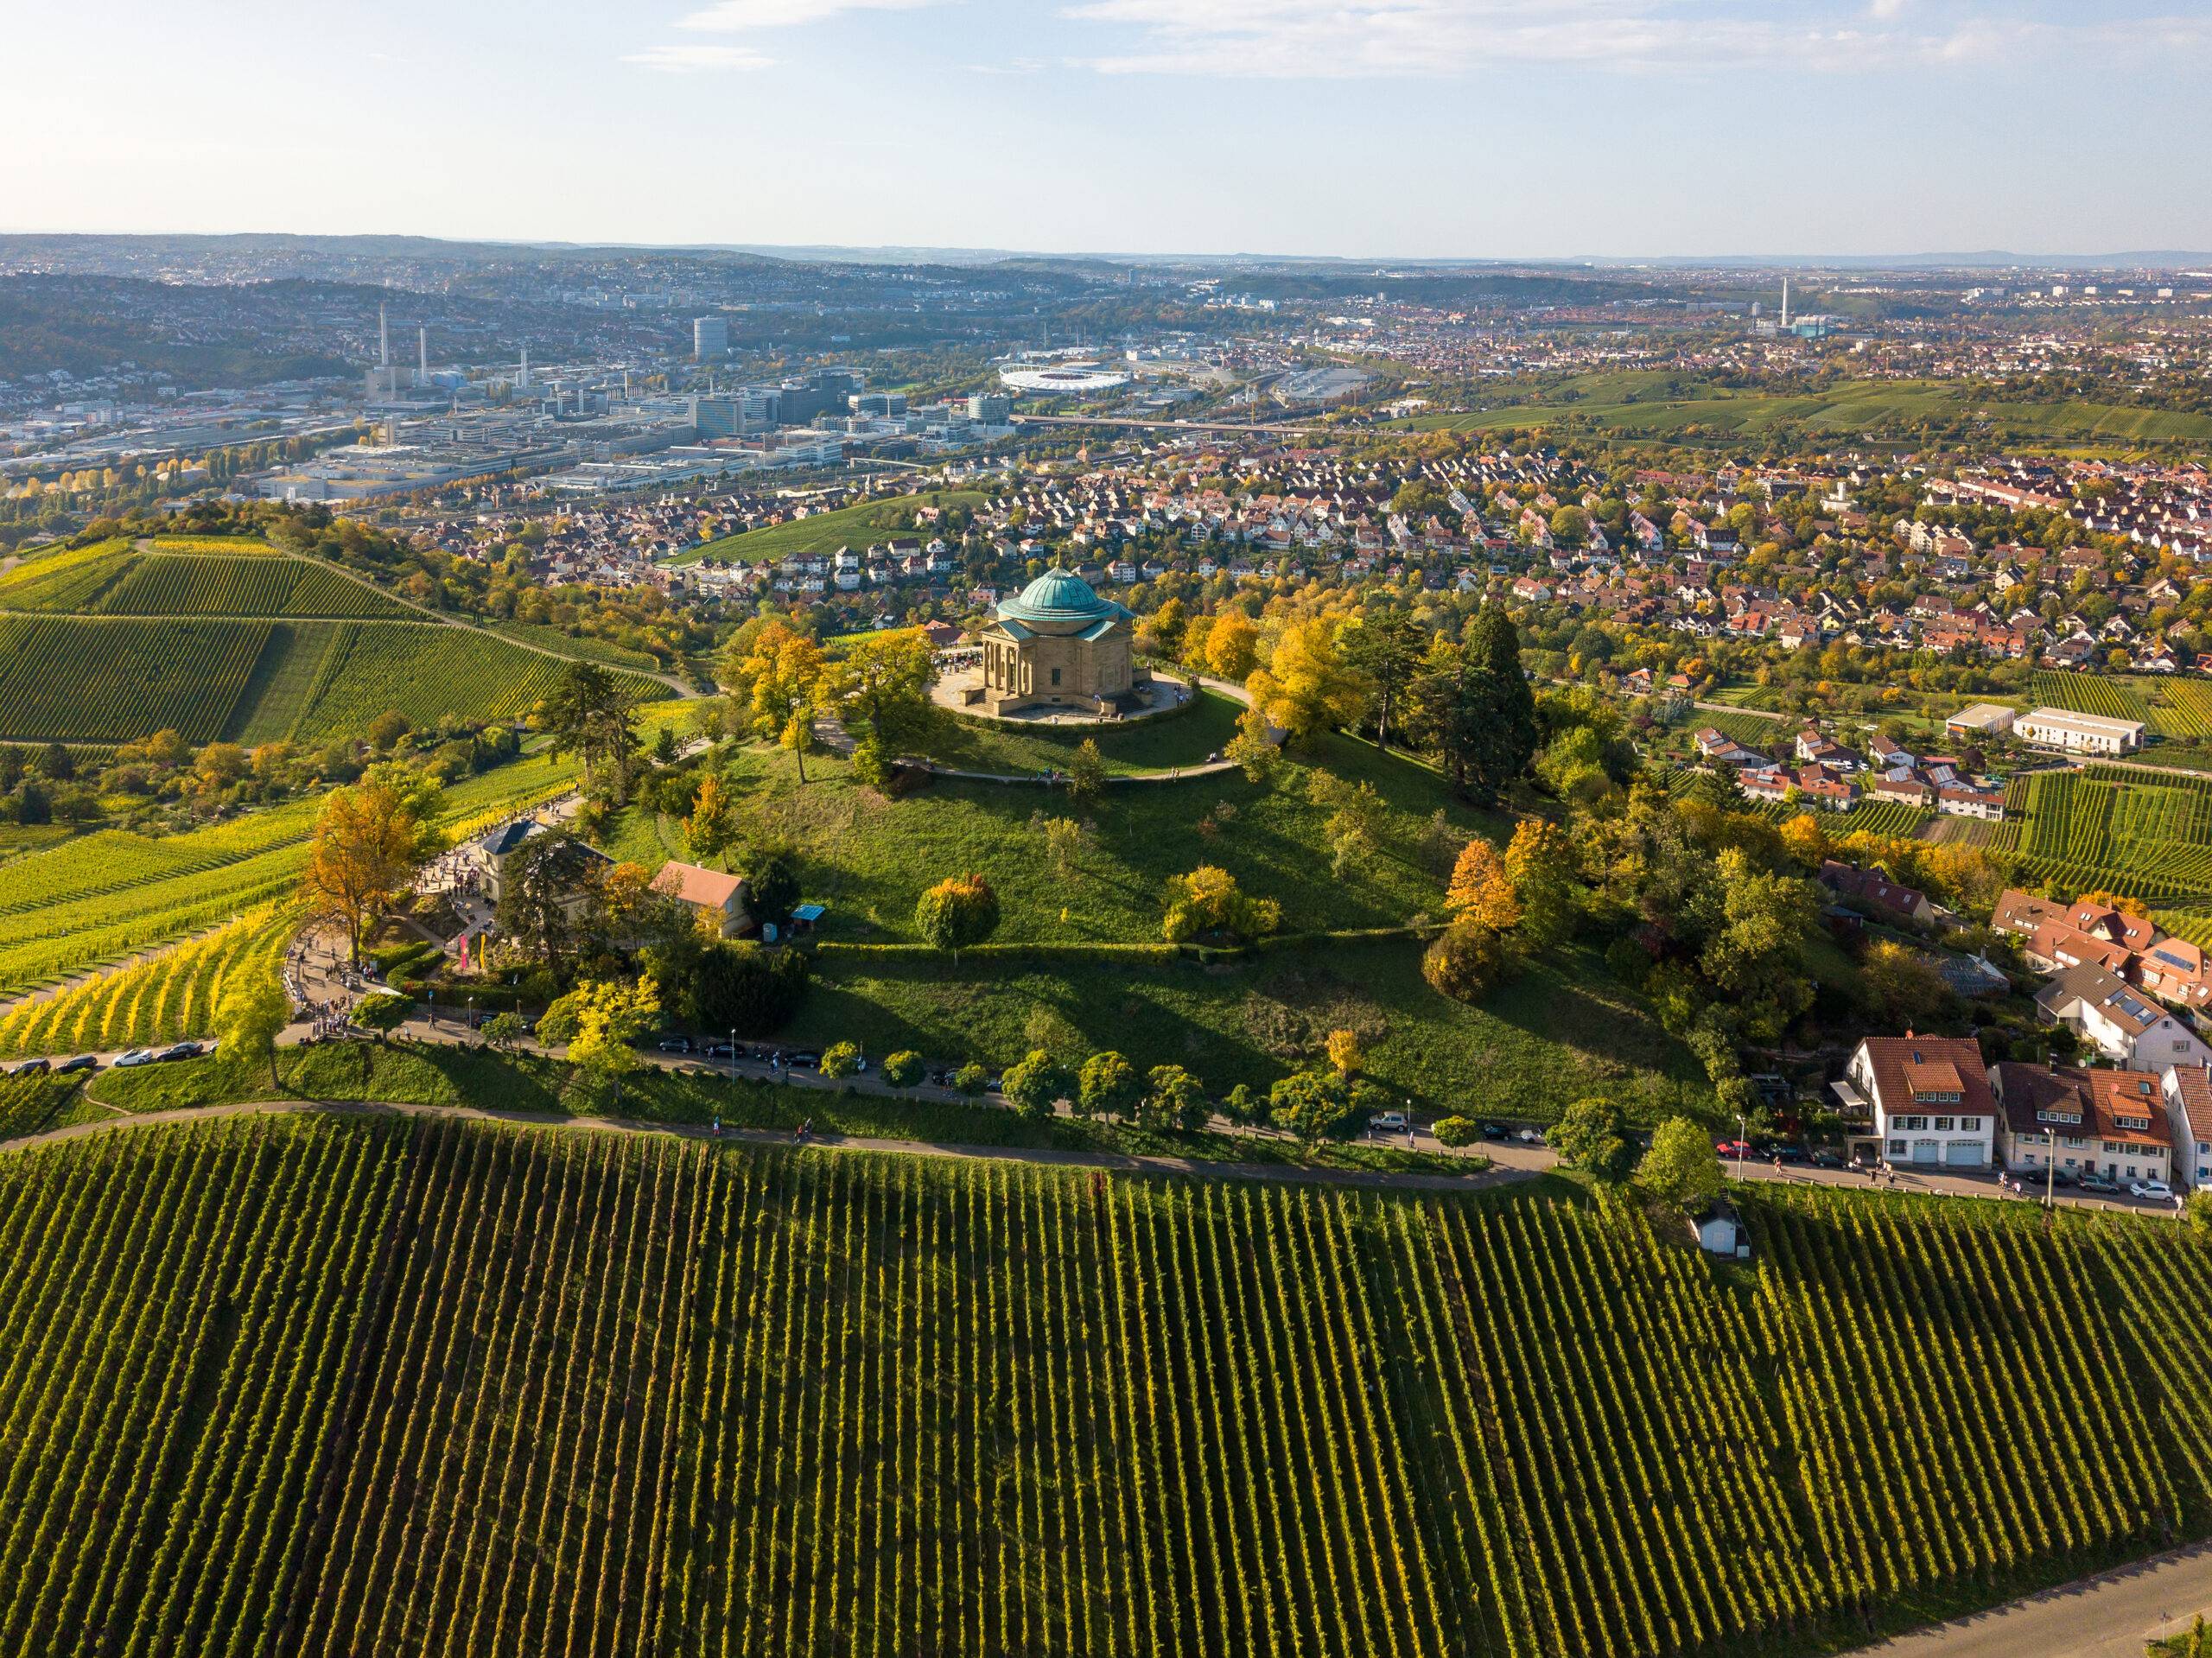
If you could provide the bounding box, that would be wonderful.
[997,566,1130,627]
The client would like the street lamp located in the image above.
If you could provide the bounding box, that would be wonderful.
[728,1028,737,1088]
[1736,1114,1746,1183]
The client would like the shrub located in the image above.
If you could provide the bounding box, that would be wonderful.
[880,1050,924,1089]
[916,873,1001,960]
[819,1041,860,1080]
[1432,1115,1483,1148]
[1161,864,1280,945]
[1421,920,1519,1004]
[686,941,810,1036]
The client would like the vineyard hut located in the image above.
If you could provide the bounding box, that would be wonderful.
[969,566,1141,717]
[1691,1201,1751,1259]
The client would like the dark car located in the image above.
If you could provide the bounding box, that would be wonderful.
[786,1051,822,1070]
[1808,1149,1845,1168]
[657,1037,692,1054]
[701,1042,734,1059]
[155,1042,202,1063]
[11,1057,50,1076]
[1479,1121,1509,1141]
[54,1054,99,1075]
[1771,1145,1809,1165]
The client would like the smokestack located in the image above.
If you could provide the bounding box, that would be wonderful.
[1782,276,1790,330]
[378,304,389,368]
[418,327,428,382]
[518,345,529,390]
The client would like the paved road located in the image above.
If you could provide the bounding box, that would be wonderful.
[1858,1540,2212,1656]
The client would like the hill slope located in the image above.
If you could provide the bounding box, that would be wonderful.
[1,1113,2206,1657]
[0,536,659,744]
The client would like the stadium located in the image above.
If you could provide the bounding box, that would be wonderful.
[997,362,1131,394]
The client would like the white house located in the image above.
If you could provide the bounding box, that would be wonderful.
[1846,1035,1997,1169]
[2164,1066,2212,1192]
[2036,963,2212,1070]
[2014,708,2145,755]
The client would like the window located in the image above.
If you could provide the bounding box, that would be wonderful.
[1050,667,1061,687]
[1897,1115,1927,1133]
[1935,1116,1954,1133]
[1887,1139,1908,1156]
[1958,1117,1981,1132]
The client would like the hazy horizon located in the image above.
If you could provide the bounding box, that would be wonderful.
[8,0,2212,259]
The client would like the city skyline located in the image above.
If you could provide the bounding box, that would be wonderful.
[7,0,2212,258]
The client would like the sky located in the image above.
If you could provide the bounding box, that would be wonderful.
[6,0,2212,259]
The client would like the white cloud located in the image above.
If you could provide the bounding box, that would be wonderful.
[1062,0,2212,78]
[622,42,778,70]
[677,0,936,29]
[969,55,1048,73]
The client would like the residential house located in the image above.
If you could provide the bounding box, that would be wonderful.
[1818,861,1939,926]
[1989,1062,2171,1185]
[2163,1067,2212,1191]
[1844,1035,1997,1169]
[2036,963,2212,1070]
[650,861,753,939]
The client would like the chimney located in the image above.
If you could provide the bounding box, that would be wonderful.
[418,327,428,382]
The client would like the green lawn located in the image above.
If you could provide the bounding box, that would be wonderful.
[671,489,988,567]
[905,687,1245,776]
[731,727,1497,943]
[793,937,1710,1122]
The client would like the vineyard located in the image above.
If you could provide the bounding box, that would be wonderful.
[2030,670,2152,725]
[2001,765,2212,904]
[93,552,408,619]
[0,1073,91,1140]
[0,1115,2207,1658]
[0,904,296,1058]
[0,745,598,996]
[1690,709,1788,750]
[0,538,655,745]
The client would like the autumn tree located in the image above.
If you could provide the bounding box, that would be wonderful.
[827,626,936,749]
[541,975,662,1108]
[730,622,829,781]
[1245,617,1369,746]
[687,772,743,867]
[300,772,445,966]
[1161,864,1281,944]
[1504,818,1582,948]
[1001,1050,1070,1121]
[1445,840,1521,930]
[1143,1064,1210,1132]
[1639,1117,1724,1212]
[1189,612,1258,681]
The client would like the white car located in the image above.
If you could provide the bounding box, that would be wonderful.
[114,1049,157,1068]
[1368,1112,1410,1134]
[2129,1178,2174,1201]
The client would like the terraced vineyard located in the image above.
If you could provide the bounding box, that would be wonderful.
[0,742,603,996]
[0,537,654,744]
[0,904,296,1058]
[1689,709,1786,750]
[0,1115,2207,1658]
[2002,765,2212,903]
[0,1073,91,1140]
[0,615,273,742]
[2031,670,2153,726]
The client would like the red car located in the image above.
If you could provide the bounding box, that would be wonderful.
[1714,1139,1754,1158]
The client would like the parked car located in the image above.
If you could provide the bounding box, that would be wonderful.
[786,1051,822,1070]
[10,1058,50,1076]
[657,1037,692,1054]
[160,1041,204,1061]
[54,1054,99,1075]
[1368,1112,1410,1134]
[2018,1165,2075,1188]
[701,1042,734,1058]
[1715,1139,1754,1159]
[1808,1149,1844,1169]
[1515,1127,1542,1144]
[2078,1172,2120,1194]
[1479,1120,1509,1141]
[2129,1178,2174,1201]
[114,1049,157,1068]
[1771,1145,1809,1165]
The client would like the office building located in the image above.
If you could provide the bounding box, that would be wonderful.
[694,316,729,359]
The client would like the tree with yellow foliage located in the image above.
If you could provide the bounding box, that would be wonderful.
[1188,612,1259,682]
[732,623,829,780]
[1325,1027,1364,1078]
[1245,617,1369,746]
[1777,812,1830,869]
[1445,839,1521,930]
[1504,817,1581,947]
[299,772,445,966]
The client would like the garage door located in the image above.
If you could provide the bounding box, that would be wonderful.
[1944,1142,1982,1167]
[1912,1139,1940,1164]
